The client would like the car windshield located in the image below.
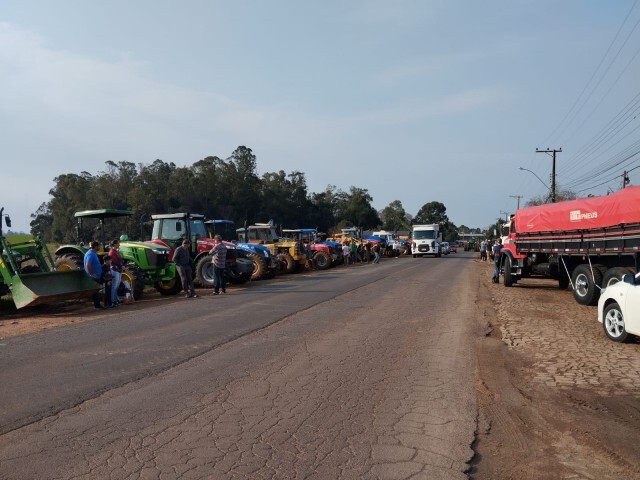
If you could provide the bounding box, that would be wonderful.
[413,230,436,240]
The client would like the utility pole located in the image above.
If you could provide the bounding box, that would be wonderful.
[509,195,522,211]
[535,147,561,203]
[622,171,630,189]
[499,210,509,222]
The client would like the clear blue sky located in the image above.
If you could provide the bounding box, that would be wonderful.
[2,1,639,233]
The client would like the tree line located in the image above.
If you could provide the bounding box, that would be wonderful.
[29,146,465,243]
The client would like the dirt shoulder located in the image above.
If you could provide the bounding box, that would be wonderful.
[470,258,640,479]
[0,291,189,339]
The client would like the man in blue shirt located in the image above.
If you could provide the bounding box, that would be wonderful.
[84,240,104,308]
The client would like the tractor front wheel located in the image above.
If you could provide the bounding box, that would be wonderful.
[195,256,215,288]
[313,252,331,270]
[278,253,296,274]
[155,276,182,296]
[248,253,267,280]
[121,265,145,300]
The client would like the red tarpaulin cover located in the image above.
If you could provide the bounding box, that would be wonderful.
[514,186,640,233]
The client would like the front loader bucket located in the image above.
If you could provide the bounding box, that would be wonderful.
[8,270,98,309]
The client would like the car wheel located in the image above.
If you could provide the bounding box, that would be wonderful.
[603,302,631,342]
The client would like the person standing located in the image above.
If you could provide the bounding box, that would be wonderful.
[174,239,197,298]
[210,235,227,295]
[480,240,487,261]
[342,242,350,266]
[364,241,372,263]
[373,243,381,264]
[392,239,401,257]
[101,256,114,308]
[107,239,123,306]
[492,238,503,283]
[349,240,357,265]
[84,240,104,309]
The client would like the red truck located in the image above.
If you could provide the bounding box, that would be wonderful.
[500,186,640,306]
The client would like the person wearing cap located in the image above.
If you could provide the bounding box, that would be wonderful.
[210,234,227,295]
[173,239,197,298]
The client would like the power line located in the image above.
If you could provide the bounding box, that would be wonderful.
[544,0,639,146]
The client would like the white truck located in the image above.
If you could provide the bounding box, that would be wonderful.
[411,224,441,258]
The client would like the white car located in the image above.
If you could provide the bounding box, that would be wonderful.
[597,272,640,342]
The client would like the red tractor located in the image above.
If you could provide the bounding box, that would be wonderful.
[149,213,253,287]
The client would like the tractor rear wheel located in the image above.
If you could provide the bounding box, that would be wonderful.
[55,254,83,271]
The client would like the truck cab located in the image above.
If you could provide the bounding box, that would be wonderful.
[411,224,441,258]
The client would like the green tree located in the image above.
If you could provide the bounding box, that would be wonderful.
[380,200,410,231]
[30,202,53,239]
[413,201,458,241]
[47,172,96,243]
[525,189,577,207]
[334,186,380,229]
[258,170,311,227]
[308,186,337,233]
[191,156,225,216]
[222,146,261,224]
[414,201,449,224]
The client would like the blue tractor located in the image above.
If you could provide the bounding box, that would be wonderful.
[205,220,279,281]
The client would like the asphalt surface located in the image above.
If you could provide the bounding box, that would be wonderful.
[0,254,479,479]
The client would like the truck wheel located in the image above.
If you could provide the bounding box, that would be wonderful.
[121,265,145,300]
[278,252,295,274]
[313,251,331,270]
[502,255,514,287]
[55,254,83,271]
[602,267,632,289]
[571,264,603,306]
[195,256,214,288]
[248,253,266,280]
[603,302,631,342]
[155,276,182,296]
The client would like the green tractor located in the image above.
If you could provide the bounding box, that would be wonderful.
[0,208,97,309]
[54,209,180,299]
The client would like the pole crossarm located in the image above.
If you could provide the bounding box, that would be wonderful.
[535,148,561,203]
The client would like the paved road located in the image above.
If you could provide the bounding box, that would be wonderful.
[0,254,479,479]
